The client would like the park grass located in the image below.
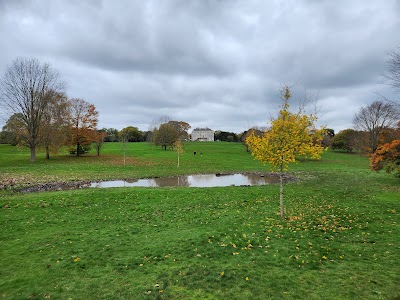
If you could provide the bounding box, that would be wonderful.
[0,142,399,299]
[0,142,265,188]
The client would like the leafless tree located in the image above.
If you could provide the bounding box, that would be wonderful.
[148,115,171,132]
[0,57,64,161]
[386,47,400,91]
[353,101,399,152]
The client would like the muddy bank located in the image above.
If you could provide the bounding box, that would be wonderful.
[18,181,92,193]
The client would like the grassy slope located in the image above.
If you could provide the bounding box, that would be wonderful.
[0,143,399,299]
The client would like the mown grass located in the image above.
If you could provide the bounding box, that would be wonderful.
[0,142,399,299]
[0,142,264,187]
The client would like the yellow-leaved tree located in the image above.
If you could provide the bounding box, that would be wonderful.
[174,140,184,167]
[246,86,326,218]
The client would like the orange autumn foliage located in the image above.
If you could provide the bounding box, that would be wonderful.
[69,98,99,156]
[370,121,400,176]
[370,139,400,175]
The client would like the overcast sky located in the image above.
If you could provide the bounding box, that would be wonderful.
[0,0,399,133]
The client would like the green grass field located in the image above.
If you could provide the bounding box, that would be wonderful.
[0,142,399,299]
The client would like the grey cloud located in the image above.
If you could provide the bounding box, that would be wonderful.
[0,0,399,134]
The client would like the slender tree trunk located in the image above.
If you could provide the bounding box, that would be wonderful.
[30,146,36,162]
[45,145,50,159]
[279,164,285,219]
[123,141,126,166]
[76,142,80,157]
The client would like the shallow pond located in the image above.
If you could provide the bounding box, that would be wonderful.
[90,173,282,188]
[19,173,293,193]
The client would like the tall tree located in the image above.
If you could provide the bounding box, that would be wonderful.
[215,130,239,142]
[100,128,119,142]
[119,126,143,142]
[69,98,98,156]
[0,113,25,145]
[246,86,326,218]
[241,128,263,152]
[353,101,399,153]
[153,123,180,150]
[0,57,64,161]
[41,90,70,159]
[167,121,191,141]
[331,129,359,152]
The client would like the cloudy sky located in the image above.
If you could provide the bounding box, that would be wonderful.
[0,0,399,133]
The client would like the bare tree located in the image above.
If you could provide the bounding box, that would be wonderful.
[353,101,399,152]
[0,57,64,161]
[386,47,400,91]
[119,129,130,166]
[148,116,171,135]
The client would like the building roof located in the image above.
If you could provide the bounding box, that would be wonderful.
[192,127,213,131]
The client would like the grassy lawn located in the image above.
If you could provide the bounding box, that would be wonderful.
[0,142,399,299]
[0,142,265,187]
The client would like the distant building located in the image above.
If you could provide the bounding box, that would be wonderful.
[191,128,214,141]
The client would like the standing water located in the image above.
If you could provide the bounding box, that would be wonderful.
[90,173,283,188]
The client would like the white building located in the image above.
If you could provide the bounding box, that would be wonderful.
[191,128,214,141]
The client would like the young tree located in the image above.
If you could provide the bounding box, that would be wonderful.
[246,86,326,218]
[174,140,184,167]
[93,131,107,156]
[0,57,64,161]
[353,101,399,153]
[69,98,98,156]
[119,129,131,166]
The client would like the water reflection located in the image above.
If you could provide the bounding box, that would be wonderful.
[90,173,282,188]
